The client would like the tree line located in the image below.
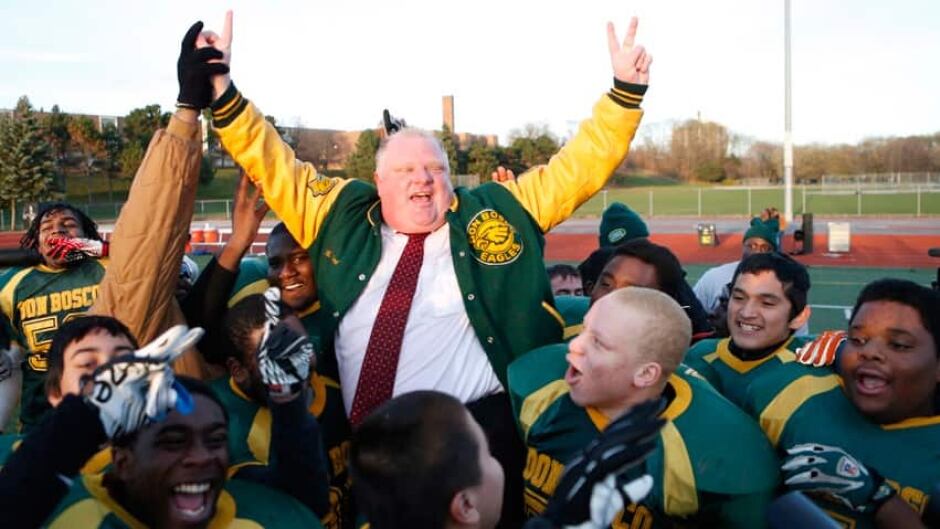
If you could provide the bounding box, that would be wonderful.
[624,119,940,183]
[3,91,938,228]
[0,96,220,226]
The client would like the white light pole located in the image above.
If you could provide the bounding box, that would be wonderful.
[783,0,794,223]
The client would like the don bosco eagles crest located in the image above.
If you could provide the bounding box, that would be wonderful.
[466,210,523,265]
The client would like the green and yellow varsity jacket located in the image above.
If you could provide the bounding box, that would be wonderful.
[508,343,780,528]
[212,84,644,384]
[0,259,107,431]
[683,336,811,408]
[44,474,322,528]
[210,373,352,529]
[739,362,939,528]
[554,295,589,341]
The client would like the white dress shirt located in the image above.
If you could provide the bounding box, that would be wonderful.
[335,223,504,413]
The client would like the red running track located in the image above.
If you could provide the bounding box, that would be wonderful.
[2,230,937,268]
[545,232,939,268]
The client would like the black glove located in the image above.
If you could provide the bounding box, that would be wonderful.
[177,21,230,110]
[542,398,666,528]
[383,109,407,136]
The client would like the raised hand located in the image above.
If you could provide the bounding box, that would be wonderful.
[231,174,269,249]
[83,325,203,438]
[257,288,315,402]
[607,17,651,85]
[177,20,230,110]
[382,109,407,137]
[197,10,234,101]
[491,166,516,183]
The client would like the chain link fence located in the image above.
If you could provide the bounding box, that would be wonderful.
[3,184,940,231]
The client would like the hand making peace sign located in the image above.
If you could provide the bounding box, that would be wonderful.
[608,17,652,85]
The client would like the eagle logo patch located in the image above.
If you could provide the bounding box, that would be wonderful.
[308,176,337,197]
[466,209,523,265]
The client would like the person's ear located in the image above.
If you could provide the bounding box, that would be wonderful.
[788,305,811,331]
[111,446,132,481]
[633,361,663,388]
[449,488,480,525]
[226,357,248,384]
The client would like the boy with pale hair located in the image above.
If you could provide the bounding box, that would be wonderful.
[510,287,780,528]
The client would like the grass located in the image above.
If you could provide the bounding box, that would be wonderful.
[574,186,940,217]
[2,171,938,230]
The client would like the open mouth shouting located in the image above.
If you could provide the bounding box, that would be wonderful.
[565,355,583,387]
[170,480,217,523]
[851,366,890,398]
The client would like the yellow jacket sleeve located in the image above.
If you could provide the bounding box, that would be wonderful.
[498,95,643,233]
[88,114,206,378]
[213,89,349,248]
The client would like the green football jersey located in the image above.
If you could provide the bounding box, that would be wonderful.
[0,259,107,431]
[741,362,939,528]
[683,336,811,409]
[45,473,322,528]
[554,295,589,341]
[210,373,352,529]
[509,344,780,528]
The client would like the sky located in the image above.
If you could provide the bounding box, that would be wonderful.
[1,0,938,147]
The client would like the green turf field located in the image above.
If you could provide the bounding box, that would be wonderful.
[683,265,934,333]
[574,186,940,217]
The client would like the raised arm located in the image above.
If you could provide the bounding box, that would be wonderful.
[88,22,230,377]
[200,11,350,248]
[498,17,651,233]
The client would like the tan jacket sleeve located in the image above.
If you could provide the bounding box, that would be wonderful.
[498,95,643,233]
[88,115,207,378]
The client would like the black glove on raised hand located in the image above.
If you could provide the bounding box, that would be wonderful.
[542,398,666,528]
[177,21,230,110]
[383,109,407,136]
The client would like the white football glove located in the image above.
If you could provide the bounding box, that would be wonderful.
[46,236,109,263]
[258,288,313,399]
[84,325,203,438]
[795,331,846,367]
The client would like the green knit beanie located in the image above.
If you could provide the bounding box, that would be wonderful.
[599,202,649,247]
[743,217,780,250]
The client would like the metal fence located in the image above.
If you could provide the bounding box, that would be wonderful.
[3,184,940,230]
[583,184,940,218]
[821,172,940,188]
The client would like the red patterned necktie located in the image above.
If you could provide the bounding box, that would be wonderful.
[349,232,430,426]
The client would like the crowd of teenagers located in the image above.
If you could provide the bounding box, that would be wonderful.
[0,11,937,529]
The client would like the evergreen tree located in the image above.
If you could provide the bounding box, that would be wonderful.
[436,124,459,175]
[43,104,71,190]
[346,129,380,182]
[123,104,170,151]
[0,97,59,228]
[467,140,499,180]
